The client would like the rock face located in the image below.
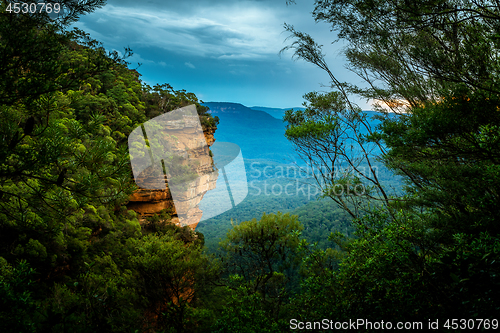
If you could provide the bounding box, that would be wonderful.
[127,125,217,230]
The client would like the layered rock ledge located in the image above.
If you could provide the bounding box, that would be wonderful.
[127,125,217,230]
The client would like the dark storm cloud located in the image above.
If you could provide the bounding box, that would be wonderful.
[79,0,314,59]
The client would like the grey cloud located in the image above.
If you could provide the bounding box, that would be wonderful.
[71,0,371,109]
[77,2,294,60]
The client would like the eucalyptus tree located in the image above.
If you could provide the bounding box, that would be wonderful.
[283,0,500,321]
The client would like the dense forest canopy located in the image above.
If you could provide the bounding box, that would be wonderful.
[1,0,499,332]
[0,2,219,331]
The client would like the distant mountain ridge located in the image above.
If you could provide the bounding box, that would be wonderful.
[201,102,299,163]
[202,102,277,120]
[201,102,391,163]
[204,101,384,120]
[250,106,306,120]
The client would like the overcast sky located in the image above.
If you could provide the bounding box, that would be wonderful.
[72,0,370,109]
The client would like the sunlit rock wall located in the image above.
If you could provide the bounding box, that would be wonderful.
[127,125,217,230]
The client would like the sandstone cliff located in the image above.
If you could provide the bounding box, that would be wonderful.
[127,125,217,230]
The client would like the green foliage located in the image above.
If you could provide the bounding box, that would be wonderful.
[0,4,219,332]
[142,83,217,130]
[220,212,302,292]
[281,0,500,324]
[0,259,38,332]
[291,199,355,249]
[129,232,218,333]
[210,275,288,333]
[215,213,303,329]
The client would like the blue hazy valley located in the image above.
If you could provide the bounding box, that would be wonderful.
[196,102,400,251]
